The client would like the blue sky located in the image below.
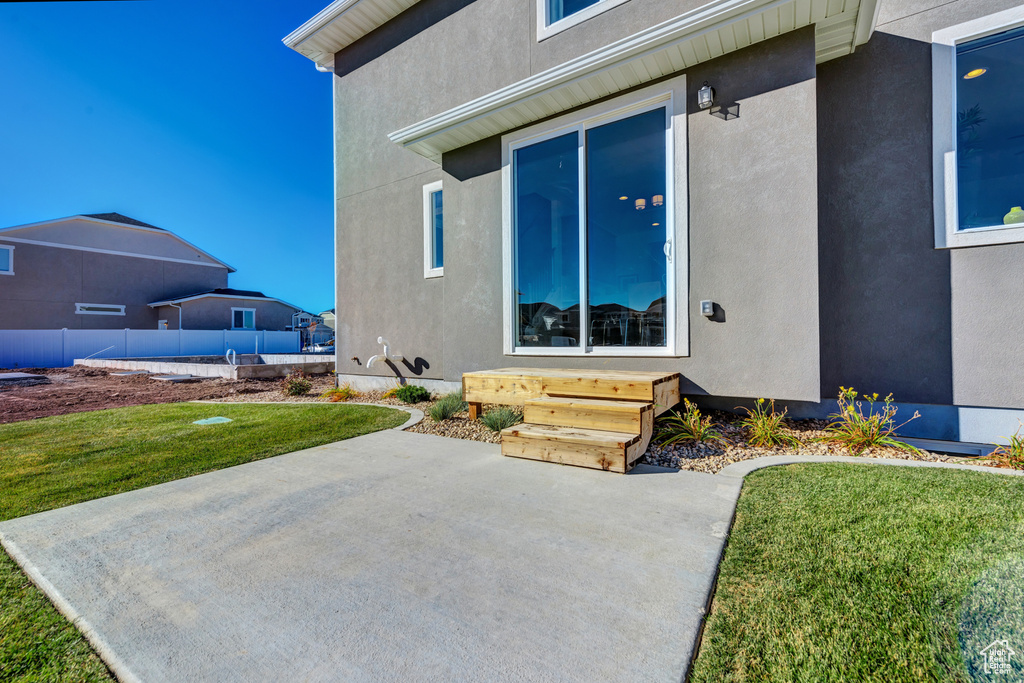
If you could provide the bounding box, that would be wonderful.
[0,0,335,314]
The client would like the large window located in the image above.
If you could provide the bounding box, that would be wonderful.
[934,8,1024,247]
[956,26,1024,230]
[505,84,684,356]
[423,181,443,278]
[0,245,12,275]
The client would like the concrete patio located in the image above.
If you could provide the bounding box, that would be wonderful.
[0,429,741,682]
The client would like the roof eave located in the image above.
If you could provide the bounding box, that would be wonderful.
[388,0,881,162]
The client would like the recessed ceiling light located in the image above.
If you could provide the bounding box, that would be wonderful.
[652,222,660,226]
[619,196,628,200]
[964,68,987,79]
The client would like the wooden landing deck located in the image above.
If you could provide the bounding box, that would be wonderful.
[462,367,679,416]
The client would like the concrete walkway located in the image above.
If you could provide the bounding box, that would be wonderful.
[0,430,742,683]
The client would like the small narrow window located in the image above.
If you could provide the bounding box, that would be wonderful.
[232,308,255,330]
[0,245,13,275]
[423,180,443,278]
[76,303,125,316]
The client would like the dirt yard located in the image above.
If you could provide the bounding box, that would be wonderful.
[0,367,304,424]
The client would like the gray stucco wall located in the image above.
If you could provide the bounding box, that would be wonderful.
[818,0,1024,411]
[0,242,228,330]
[156,298,297,331]
[333,21,821,401]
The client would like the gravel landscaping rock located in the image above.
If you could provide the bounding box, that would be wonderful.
[204,379,1006,474]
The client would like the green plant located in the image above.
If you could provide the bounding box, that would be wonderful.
[429,391,467,422]
[989,424,1024,470]
[282,371,312,397]
[818,387,920,455]
[480,406,523,432]
[393,384,431,404]
[321,384,360,402]
[655,399,724,445]
[738,398,800,448]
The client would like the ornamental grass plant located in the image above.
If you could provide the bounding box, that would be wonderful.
[429,391,467,422]
[656,399,724,446]
[738,398,800,448]
[819,387,920,455]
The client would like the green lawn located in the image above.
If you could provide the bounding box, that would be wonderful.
[690,463,1024,683]
[0,402,406,682]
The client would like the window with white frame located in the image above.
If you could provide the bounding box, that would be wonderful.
[232,308,255,329]
[934,7,1024,247]
[502,76,687,357]
[0,245,13,275]
[537,0,630,41]
[423,180,443,278]
[75,303,125,316]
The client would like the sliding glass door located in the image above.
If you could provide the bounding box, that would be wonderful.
[512,105,671,352]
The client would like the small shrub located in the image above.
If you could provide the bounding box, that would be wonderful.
[738,398,800,448]
[656,399,724,445]
[321,384,360,402]
[282,371,312,397]
[818,387,920,455]
[429,391,467,422]
[989,424,1024,470]
[480,406,523,432]
[394,384,431,404]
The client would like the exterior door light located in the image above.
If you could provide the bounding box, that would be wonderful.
[697,81,715,110]
[635,198,646,210]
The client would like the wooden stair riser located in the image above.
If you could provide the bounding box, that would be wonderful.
[523,399,653,436]
[501,434,642,474]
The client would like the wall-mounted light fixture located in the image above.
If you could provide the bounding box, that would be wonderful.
[697,81,715,110]
[635,198,646,210]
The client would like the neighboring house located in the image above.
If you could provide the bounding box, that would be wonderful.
[0,213,232,329]
[285,0,1024,444]
[290,310,325,330]
[149,289,303,331]
[319,308,335,330]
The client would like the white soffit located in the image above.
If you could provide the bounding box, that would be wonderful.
[386,0,880,162]
[283,0,421,68]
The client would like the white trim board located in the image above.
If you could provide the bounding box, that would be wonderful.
[0,215,236,272]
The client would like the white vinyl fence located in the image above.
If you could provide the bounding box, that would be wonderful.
[0,329,301,369]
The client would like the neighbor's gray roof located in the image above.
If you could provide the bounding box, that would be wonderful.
[149,288,303,311]
[82,213,164,230]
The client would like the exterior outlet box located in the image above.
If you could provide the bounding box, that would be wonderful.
[700,300,714,317]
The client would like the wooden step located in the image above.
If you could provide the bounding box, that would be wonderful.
[524,397,654,455]
[500,423,646,473]
[463,368,679,416]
